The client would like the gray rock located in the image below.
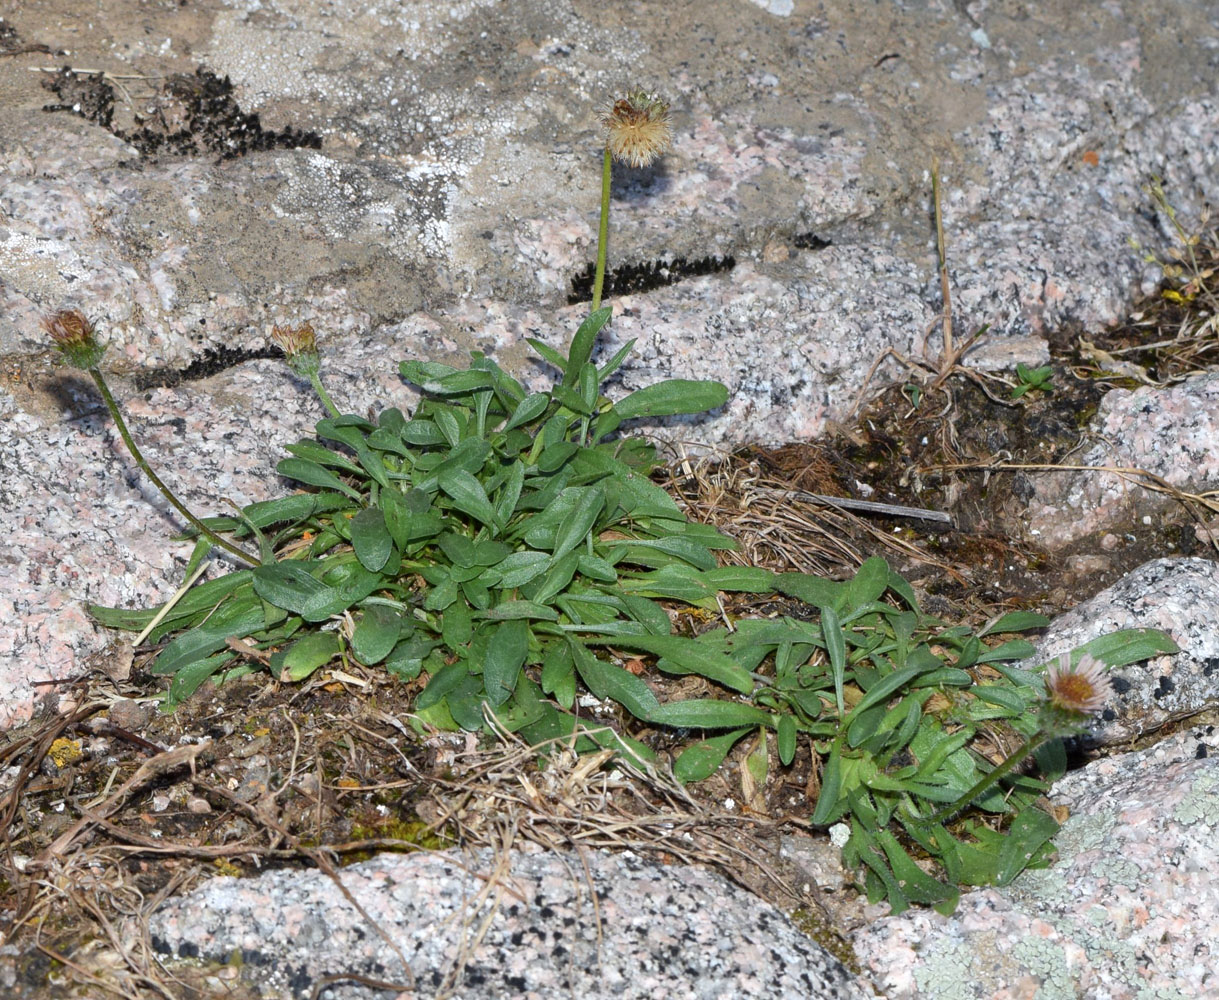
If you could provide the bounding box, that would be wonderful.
[1029,557,1219,745]
[850,724,1219,999]
[146,844,874,1000]
[1028,371,1219,549]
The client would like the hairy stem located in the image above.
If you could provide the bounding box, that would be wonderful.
[89,368,261,566]
[591,146,612,311]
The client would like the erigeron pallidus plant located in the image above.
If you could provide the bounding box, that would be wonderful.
[75,91,1178,915]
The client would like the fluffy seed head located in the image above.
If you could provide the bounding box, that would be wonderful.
[1045,652,1113,715]
[271,322,321,379]
[43,309,106,370]
[599,90,673,168]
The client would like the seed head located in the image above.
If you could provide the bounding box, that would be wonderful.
[271,322,321,379]
[43,309,106,370]
[1044,652,1113,715]
[599,90,673,168]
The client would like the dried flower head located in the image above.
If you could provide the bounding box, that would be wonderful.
[599,90,673,168]
[1045,652,1113,715]
[271,321,321,379]
[42,309,106,370]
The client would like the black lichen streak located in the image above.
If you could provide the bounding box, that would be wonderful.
[41,66,322,161]
[567,253,736,304]
[793,232,832,251]
[134,345,286,391]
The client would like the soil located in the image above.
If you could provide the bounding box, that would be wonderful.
[2,275,1216,998]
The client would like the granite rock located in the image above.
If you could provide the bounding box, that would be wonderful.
[146,843,874,1000]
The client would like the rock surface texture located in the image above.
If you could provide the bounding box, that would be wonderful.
[147,844,873,1000]
[4,0,1219,997]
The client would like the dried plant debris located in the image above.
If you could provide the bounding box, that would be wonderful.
[568,253,736,304]
[41,66,322,160]
[0,17,54,57]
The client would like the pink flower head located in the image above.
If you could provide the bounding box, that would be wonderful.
[1045,652,1113,715]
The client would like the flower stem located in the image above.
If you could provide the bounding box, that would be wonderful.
[88,368,261,566]
[308,372,342,419]
[928,732,1049,826]
[591,146,612,312]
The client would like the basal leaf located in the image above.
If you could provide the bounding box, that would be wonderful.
[351,506,394,573]
[673,728,751,783]
[613,379,728,420]
[483,619,529,707]
[646,699,771,730]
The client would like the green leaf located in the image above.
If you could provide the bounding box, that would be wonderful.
[703,566,777,592]
[996,807,1060,885]
[620,595,671,635]
[161,652,236,709]
[821,604,847,717]
[399,359,459,384]
[495,551,552,589]
[619,564,715,606]
[587,634,752,695]
[252,562,332,617]
[89,569,254,636]
[479,600,560,621]
[614,379,728,420]
[564,307,613,387]
[674,728,751,783]
[151,599,266,676]
[875,828,959,909]
[276,457,363,501]
[647,700,772,730]
[284,440,363,476]
[540,642,576,709]
[569,640,661,721]
[526,337,570,373]
[400,420,448,446]
[773,573,844,609]
[351,604,402,665]
[503,393,551,432]
[615,537,717,571]
[350,507,394,573]
[979,611,1052,636]
[810,743,845,825]
[483,619,529,707]
[970,684,1030,715]
[777,714,797,766]
[271,631,342,682]
[437,468,498,529]
[420,369,496,395]
[848,664,930,719]
[597,338,635,381]
[846,557,890,608]
[1070,628,1179,667]
[549,486,605,564]
[494,461,525,528]
[976,639,1038,663]
[442,601,473,647]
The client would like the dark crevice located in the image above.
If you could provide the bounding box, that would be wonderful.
[133,345,285,391]
[567,254,736,305]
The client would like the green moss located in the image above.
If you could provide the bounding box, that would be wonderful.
[788,906,861,976]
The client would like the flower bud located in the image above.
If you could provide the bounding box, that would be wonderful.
[43,309,106,370]
[271,322,321,379]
